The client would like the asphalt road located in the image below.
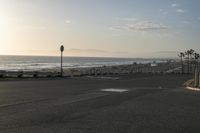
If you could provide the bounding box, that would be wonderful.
[0,74,199,133]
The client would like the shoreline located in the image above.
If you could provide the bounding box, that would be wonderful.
[0,61,181,79]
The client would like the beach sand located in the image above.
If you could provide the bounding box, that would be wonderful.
[0,61,181,78]
[63,61,180,77]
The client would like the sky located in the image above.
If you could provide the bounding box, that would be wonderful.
[0,0,200,58]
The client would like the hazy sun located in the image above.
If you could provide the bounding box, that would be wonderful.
[0,9,15,54]
[0,11,10,42]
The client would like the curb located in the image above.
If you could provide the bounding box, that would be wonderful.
[184,79,200,91]
[186,86,200,91]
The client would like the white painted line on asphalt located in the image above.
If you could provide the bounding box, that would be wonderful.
[186,87,200,91]
[101,88,128,92]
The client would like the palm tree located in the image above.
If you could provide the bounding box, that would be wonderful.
[189,49,195,72]
[178,52,185,74]
[193,53,200,87]
[194,53,200,71]
[185,50,190,74]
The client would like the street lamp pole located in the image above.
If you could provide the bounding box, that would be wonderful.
[60,45,64,77]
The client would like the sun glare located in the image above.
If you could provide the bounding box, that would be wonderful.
[0,11,10,42]
[0,15,6,36]
[0,9,15,55]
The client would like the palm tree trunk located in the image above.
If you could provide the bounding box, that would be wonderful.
[181,57,184,74]
[189,54,192,73]
[187,55,190,74]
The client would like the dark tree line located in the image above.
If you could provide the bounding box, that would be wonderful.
[178,49,200,74]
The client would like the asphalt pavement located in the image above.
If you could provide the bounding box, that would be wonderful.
[0,74,199,133]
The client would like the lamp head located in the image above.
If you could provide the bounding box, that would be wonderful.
[60,45,64,52]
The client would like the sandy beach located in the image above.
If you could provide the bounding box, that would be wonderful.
[1,73,200,133]
[64,61,180,77]
[0,61,181,79]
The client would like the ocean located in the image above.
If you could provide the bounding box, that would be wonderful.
[0,55,166,71]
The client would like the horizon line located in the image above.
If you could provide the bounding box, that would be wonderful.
[0,54,178,60]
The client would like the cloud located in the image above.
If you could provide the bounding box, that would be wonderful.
[176,9,185,13]
[110,26,128,31]
[111,19,168,32]
[159,9,168,15]
[65,20,71,24]
[127,21,167,31]
[171,4,177,7]
[198,17,200,21]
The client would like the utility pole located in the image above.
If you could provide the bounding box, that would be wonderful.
[60,45,64,77]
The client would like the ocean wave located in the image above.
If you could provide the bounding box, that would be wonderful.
[0,56,166,71]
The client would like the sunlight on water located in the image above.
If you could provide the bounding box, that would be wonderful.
[0,56,164,71]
